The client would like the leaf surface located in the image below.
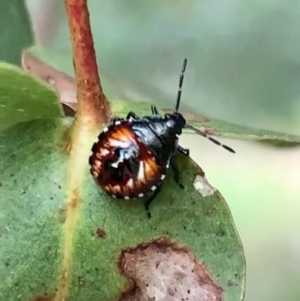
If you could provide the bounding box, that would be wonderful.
[0,64,245,300]
[0,63,63,131]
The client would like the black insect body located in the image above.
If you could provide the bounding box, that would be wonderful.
[89,59,235,218]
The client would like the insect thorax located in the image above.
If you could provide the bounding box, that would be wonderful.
[131,117,180,165]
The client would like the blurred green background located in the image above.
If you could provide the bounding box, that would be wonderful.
[5,0,300,300]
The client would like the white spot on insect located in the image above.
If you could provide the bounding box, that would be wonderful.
[137,161,145,180]
[127,178,134,187]
[124,196,130,200]
[111,162,119,168]
[166,158,171,169]
[193,175,216,197]
[147,151,152,155]
[103,127,109,132]
[111,195,117,198]
[161,174,165,180]
[138,193,144,197]
[151,185,157,191]
[110,139,131,149]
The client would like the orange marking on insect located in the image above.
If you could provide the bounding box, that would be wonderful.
[89,122,166,198]
[111,125,135,141]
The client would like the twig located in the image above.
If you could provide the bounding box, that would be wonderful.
[64,0,110,126]
[55,2,110,300]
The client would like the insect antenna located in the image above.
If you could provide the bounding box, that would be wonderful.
[185,124,235,153]
[174,58,235,153]
[175,58,188,113]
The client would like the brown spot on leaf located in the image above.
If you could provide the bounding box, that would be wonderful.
[58,268,68,297]
[227,280,236,287]
[118,238,223,301]
[96,228,106,239]
[69,189,79,209]
[31,293,54,301]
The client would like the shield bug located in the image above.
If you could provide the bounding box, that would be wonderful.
[89,59,235,218]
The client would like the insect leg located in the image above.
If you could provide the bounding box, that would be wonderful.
[144,184,162,218]
[177,145,190,156]
[126,112,140,120]
[151,105,159,115]
[112,117,125,123]
[170,158,184,189]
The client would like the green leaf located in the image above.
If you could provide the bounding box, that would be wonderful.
[0,65,245,300]
[0,119,245,300]
[0,0,33,65]
[0,62,63,131]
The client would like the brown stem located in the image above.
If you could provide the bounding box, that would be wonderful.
[64,0,110,126]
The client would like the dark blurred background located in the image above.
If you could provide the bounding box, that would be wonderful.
[12,0,300,300]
